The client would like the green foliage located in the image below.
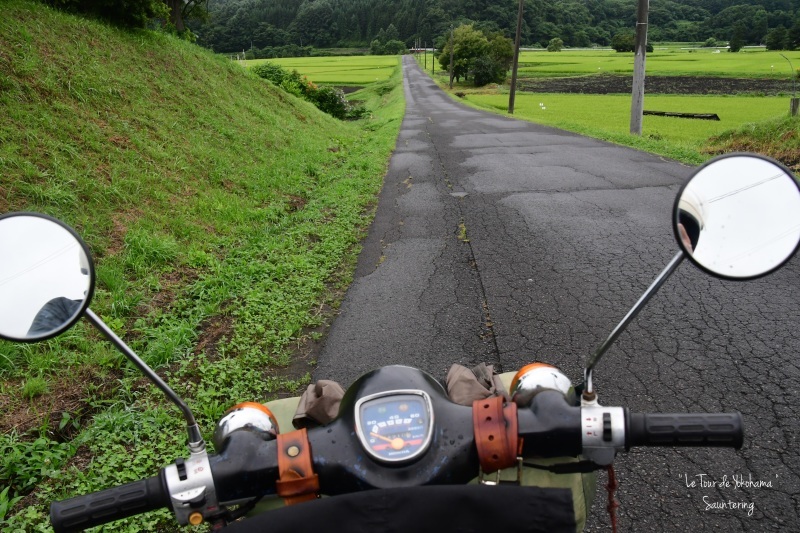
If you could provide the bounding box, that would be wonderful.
[438,24,512,86]
[547,38,564,52]
[766,26,790,51]
[0,433,76,497]
[20,375,48,399]
[250,61,289,85]
[251,61,365,119]
[471,55,506,87]
[611,32,635,53]
[2,4,405,529]
[369,23,406,56]
[194,0,795,53]
[610,31,653,53]
[308,86,364,120]
[704,115,800,169]
[383,40,407,55]
[729,23,746,52]
[439,25,488,82]
[44,0,169,28]
[370,39,384,55]
[0,486,23,522]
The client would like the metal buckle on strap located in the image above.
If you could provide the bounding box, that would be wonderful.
[479,456,523,486]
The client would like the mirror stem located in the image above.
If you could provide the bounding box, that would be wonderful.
[84,308,205,453]
[583,251,685,400]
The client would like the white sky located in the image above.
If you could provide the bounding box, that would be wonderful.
[685,157,800,277]
[0,216,90,338]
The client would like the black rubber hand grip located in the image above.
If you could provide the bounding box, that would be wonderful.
[50,475,170,533]
[626,412,743,450]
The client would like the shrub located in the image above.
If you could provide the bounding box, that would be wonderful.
[306,86,367,120]
[472,55,506,87]
[250,62,287,85]
[547,38,564,52]
[383,40,407,55]
[370,39,384,55]
[251,62,364,120]
[307,86,349,119]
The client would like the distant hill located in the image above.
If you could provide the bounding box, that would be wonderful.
[196,0,800,53]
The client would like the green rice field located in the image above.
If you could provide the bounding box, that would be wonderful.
[514,48,800,78]
[244,55,400,85]
[466,93,787,146]
[412,46,798,161]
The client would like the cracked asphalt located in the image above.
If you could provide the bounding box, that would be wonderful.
[313,56,800,531]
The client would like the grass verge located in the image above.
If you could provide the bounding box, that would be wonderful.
[0,1,404,530]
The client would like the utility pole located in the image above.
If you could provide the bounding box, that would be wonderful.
[424,41,427,70]
[508,0,524,114]
[629,0,649,135]
[449,25,455,89]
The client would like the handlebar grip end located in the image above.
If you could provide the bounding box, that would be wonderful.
[627,412,743,450]
[50,475,170,533]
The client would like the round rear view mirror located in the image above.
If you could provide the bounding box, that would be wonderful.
[674,153,800,280]
[0,212,95,341]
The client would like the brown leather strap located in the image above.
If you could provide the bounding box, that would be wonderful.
[276,428,319,505]
[472,396,519,473]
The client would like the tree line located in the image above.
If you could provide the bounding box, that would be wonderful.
[195,0,800,54]
[34,0,800,55]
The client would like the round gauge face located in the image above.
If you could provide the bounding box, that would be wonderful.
[355,390,434,464]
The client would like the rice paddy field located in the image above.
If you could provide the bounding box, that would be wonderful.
[513,47,800,78]
[414,46,800,161]
[243,55,400,85]
[465,93,787,146]
[246,48,797,163]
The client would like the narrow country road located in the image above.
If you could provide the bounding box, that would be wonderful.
[314,55,800,531]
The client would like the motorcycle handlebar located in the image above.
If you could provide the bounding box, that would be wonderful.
[47,402,745,531]
[626,412,743,450]
[50,474,170,533]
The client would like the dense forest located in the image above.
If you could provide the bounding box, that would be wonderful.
[195,0,800,54]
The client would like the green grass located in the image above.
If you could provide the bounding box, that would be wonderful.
[513,48,800,78]
[243,55,400,85]
[415,50,800,165]
[0,1,404,530]
[464,93,788,163]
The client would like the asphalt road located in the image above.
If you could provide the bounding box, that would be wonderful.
[314,56,800,531]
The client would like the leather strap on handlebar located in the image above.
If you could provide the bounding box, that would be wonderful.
[276,428,319,505]
[472,396,520,473]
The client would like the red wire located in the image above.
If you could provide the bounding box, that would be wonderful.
[606,465,620,533]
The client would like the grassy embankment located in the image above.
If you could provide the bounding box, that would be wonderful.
[416,49,800,167]
[0,1,403,530]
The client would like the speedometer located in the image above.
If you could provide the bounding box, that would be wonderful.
[354,390,434,464]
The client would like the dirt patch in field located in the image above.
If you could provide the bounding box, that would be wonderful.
[0,366,120,439]
[336,86,363,94]
[517,75,795,96]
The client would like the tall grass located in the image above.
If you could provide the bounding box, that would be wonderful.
[0,1,404,530]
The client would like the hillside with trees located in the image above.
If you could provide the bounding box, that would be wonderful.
[195,0,800,55]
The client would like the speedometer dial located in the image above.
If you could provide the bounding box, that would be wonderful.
[355,390,434,464]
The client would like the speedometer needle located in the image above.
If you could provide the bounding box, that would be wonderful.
[371,432,405,450]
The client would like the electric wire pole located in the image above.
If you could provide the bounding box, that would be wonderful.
[630,0,650,135]
[449,25,455,89]
[508,0,524,114]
